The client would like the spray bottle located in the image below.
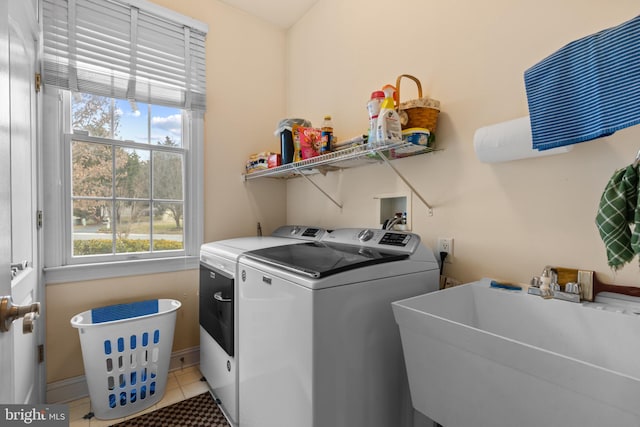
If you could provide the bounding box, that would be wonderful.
[376,91,402,144]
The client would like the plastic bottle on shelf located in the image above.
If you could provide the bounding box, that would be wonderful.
[376,95,402,144]
[321,115,333,154]
[367,91,385,147]
[381,84,397,104]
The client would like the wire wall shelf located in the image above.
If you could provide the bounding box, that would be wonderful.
[242,141,434,180]
[242,140,437,214]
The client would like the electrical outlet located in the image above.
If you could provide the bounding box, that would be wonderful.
[437,238,454,263]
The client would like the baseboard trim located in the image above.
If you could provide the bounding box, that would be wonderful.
[46,346,200,404]
[46,375,89,405]
[167,346,201,372]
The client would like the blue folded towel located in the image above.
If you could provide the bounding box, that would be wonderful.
[91,299,159,324]
[525,15,640,151]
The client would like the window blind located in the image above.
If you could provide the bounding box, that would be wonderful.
[43,0,207,111]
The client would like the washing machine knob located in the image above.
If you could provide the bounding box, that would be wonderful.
[357,229,374,242]
[290,226,301,235]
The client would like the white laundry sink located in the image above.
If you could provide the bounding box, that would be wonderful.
[392,278,640,427]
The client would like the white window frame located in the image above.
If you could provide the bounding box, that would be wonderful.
[43,90,203,284]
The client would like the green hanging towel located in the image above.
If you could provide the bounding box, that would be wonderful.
[595,164,640,270]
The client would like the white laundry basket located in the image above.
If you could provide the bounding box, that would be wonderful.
[71,299,181,420]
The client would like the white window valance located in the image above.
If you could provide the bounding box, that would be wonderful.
[43,0,208,111]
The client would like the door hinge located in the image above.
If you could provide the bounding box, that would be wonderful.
[34,73,41,93]
[36,210,43,229]
[38,344,44,364]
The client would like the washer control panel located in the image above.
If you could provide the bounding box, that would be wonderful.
[323,228,420,254]
[357,229,375,242]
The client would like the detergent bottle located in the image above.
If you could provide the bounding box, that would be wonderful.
[376,93,402,144]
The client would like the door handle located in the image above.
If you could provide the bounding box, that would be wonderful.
[0,296,40,333]
[11,261,29,271]
[10,261,29,278]
[23,312,37,334]
[213,292,232,303]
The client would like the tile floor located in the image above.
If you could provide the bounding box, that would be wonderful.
[68,366,210,427]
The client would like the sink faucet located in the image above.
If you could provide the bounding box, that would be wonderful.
[529,265,581,302]
[539,266,558,299]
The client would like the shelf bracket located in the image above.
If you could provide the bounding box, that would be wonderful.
[293,168,343,209]
[377,151,433,216]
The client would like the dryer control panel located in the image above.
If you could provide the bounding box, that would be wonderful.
[272,225,328,240]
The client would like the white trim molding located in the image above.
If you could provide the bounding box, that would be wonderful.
[46,346,200,403]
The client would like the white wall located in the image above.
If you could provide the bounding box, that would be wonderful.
[285,0,640,286]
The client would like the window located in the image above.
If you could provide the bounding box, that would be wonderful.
[70,93,186,259]
[42,0,207,282]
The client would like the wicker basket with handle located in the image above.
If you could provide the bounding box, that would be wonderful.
[395,74,440,132]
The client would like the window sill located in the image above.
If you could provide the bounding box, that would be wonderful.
[44,256,199,285]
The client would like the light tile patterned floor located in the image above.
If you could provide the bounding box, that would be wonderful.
[68,366,210,427]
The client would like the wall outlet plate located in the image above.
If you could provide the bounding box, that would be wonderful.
[437,237,453,263]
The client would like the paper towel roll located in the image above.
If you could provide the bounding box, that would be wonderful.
[473,116,572,163]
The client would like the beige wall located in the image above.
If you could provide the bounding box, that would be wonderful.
[285,0,640,286]
[150,0,289,241]
[47,271,198,382]
[47,0,640,387]
[46,0,288,384]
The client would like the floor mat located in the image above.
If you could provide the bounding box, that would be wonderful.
[110,392,230,427]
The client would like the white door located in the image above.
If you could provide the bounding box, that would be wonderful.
[0,0,43,405]
[0,0,12,404]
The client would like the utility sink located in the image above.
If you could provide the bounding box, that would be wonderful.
[392,278,640,427]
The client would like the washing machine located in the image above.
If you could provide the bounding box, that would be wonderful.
[199,225,327,426]
[237,228,440,427]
